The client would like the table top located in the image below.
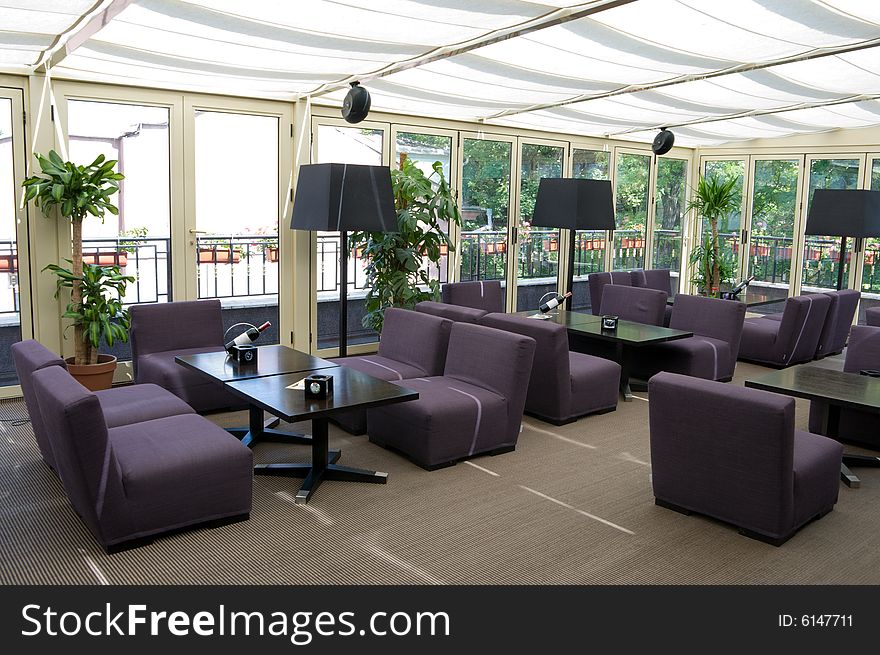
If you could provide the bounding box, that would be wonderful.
[225,366,419,423]
[175,344,338,383]
[512,309,602,329]
[667,289,781,308]
[745,364,880,413]
[561,314,692,346]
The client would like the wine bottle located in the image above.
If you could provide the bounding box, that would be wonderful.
[539,291,572,313]
[729,275,756,296]
[225,321,271,353]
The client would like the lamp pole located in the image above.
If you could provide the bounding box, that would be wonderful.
[339,230,349,357]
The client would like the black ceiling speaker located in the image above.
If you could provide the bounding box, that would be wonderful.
[342,82,371,124]
[652,128,675,155]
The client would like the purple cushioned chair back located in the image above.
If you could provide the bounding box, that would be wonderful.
[600,285,668,326]
[11,340,68,470]
[815,289,860,357]
[30,366,129,542]
[843,325,880,373]
[649,372,795,537]
[415,301,487,324]
[441,281,504,313]
[478,312,571,420]
[631,269,673,295]
[776,294,832,365]
[443,323,536,445]
[587,271,632,315]
[865,307,880,327]
[670,294,746,369]
[130,299,224,376]
[378,308,453,376]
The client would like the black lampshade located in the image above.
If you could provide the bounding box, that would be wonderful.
[805,189,880,238]
[531,178,615,230]
[290,163,397,232]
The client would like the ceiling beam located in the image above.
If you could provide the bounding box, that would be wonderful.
[34,0,135,72]
[305,0,637,99]
[484,36,880,121]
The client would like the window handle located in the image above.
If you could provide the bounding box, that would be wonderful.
[189,229,207,235]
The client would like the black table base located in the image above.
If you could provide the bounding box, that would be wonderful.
[226,406,311,448]
[254,417,387,503]
[818,403,880,488]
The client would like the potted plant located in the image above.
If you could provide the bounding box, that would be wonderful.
[22,150,132,389]
[350,156,461,333]
[686,174,741,297]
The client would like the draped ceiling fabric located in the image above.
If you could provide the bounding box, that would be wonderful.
[2,0,880,146]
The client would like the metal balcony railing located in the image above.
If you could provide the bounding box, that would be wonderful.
[195,235,279,300]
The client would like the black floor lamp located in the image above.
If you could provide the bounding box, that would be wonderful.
[290,163,397,356]
[530,178,616,310]
[806,189,880,290]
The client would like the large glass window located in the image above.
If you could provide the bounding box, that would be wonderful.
[702,159,746,279]
[653,158,688,296]
[613,151,650,271]
[315,125,383,350]
[516,143,563,312]
[0,98,21,385]
[395,131,453,285]
[746,159,800,313]
[571,148,609,311]
[68,100,171,362]
[459,137,511,287]
[194,110,280,345]
[860,158,880,324]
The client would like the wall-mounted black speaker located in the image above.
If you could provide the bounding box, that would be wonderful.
[652,129,675,155]
[342,82,371,124]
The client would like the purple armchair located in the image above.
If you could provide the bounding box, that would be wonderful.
[415,300,487,323]
[332,308,453,434]
[31,365,252,552]
[738,294,831,367]
[809,325,880,450]
[441,280,504,313]
[587,271,632,315]
[12,340,195,472]
[632,294,745,382]
[130,299,244,412]
[649,372,842,545]
[631,268,674,325]
[600,285,668,326]
[479,312,620,424]
[815,290,860,358]
[866,307,880,327]
[367,323,536,469]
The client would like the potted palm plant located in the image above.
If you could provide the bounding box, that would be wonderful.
[23,150,133,390]
[349,156,461,333]
[686,174,740,297]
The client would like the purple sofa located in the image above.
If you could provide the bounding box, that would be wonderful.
[367,322,536,469]
[415,300,487,323]
[866,307,880,327]
[738,294,831,367]
[12,340,195,472]
[130,299,244,412]
[332,308,453,434]
[649,372,842,545]
[441,280,504,313]
[600,285,668,326]
[816,290,860,358]
[632,294,745,382]
[809,325,880,450]
[479,312,620,424]
[631,268,674,325]
[587,271,632,315]
[32,365,252,552]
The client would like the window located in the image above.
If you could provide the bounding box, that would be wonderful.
[0,97,21,385]
[653,158,687,295]
[613,151,650,271]
[571,148,609,311]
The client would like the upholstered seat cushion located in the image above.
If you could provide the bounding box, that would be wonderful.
[634,335,733,381]
[738,318,780,359]
[96,383,195,428]
[569,352,620,415]
[110,414,252,532]
[136,346,243,412]
[415,301,487,323]
[792,430,843,528]
[368,376,508,468]
[334,354,427,382]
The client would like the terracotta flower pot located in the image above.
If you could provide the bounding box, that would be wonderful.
[65,354,117,391]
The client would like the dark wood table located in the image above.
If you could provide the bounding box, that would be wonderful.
[176,345,339,448]
[667,289,781,308]
[513,309,602,328]
[744,364,880,487]
[518,310,692,401]
[226,366,418,503]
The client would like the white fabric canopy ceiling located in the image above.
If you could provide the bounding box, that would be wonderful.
[3,0,880,146]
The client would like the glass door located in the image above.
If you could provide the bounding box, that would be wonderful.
[652,157,688,296]
[700,158,748,289]
[0,88,29,390]
[859,155,880,323]
[515,140,565,312]
[745,157,801,314]
[458,133,514,306]
[613,150,651,271]
[571,147,610,311]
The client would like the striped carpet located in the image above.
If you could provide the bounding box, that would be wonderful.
[2,357,879,585]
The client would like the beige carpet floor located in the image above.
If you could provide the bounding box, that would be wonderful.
[2,356,879,585]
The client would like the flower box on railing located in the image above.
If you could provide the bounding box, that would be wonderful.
[198,247,240,264]
[542,238,558,252]
[750,245,770,257]
[483,242,506,254]
[83,251,128,268]
[266,247,279,263]
[0,254,17,272]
